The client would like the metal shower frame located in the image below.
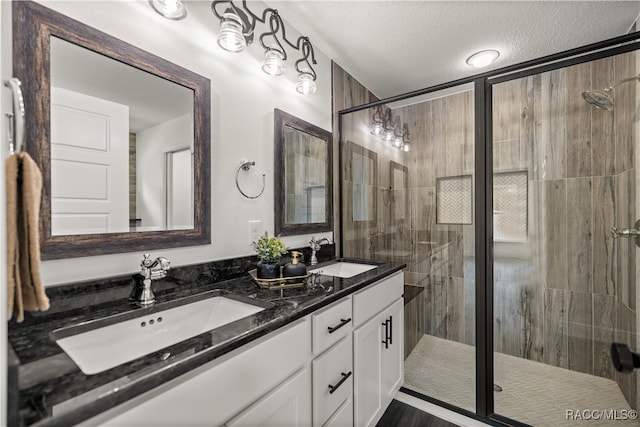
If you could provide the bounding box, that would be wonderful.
[338,30,640,427]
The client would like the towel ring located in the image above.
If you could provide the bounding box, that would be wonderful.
[235,160,266,199]
[4,77,25,154]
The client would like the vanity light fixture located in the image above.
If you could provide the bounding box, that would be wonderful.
[149,0,187,20]
[211,1,319,94]
[466,49,500,68]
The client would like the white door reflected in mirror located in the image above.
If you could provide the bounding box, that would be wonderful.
[50,36,194,235]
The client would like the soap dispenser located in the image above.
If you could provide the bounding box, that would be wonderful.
[283,251,307,282]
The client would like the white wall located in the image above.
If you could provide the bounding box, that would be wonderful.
[31,0,333,285]
[136,113,193,230]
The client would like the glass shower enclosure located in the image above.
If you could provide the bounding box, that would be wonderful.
[339,33,640,426]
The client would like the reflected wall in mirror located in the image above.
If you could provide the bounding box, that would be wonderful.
[13,1,211,259]
[274,109,332,236]
[390,161,408,225]
[344,141,377,225]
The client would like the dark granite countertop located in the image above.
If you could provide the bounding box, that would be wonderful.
[8,258,405,427]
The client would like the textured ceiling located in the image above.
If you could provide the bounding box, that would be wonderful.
[264,1,640,99]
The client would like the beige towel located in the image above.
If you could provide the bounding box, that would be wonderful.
[7,152,49,323]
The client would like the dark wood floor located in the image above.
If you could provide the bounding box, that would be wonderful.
[376,400,460,427]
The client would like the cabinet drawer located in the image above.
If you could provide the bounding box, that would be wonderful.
[352,272,403,326]
[323,398,353,427]
[312,297,352,355]
[312,336,353,427]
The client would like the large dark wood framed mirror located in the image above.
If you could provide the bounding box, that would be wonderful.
[13,1,211,259]
[274,109,332,236]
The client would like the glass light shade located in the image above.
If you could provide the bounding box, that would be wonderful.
[370,121,384,135]
[296,71,316,94]
[382,128,394,141]
[262,49,285,76]
[392,135,403,147]
[217,12,246,53]
[466,49,500,68]
[402,142,411,152]
[149,0,187,20]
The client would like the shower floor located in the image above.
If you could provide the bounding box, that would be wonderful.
[404,334,639,426]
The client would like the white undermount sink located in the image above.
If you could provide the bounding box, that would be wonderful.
[308,261,377,278]
[53,294,267,375]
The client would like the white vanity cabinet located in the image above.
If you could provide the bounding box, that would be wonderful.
[82,270,404,427]
[352,272,404,427]
[88,318,311,427]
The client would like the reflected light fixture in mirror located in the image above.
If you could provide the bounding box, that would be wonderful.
[466,49,500,68]
[149,0,187,20]
[370,106,384,135]
[382,109,395,142]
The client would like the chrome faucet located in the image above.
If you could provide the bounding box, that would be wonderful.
[131,254,170,307]
[309,236,332,265]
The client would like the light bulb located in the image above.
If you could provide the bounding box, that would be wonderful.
[393,135,403,147]
[149,0,187,20]
[217,12,246,53]
[402,142,411,152]
[262,49,285,76]
[370,121,384,135]
[296,70,316,94]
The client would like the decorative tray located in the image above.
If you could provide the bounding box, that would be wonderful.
[248,269,311,290]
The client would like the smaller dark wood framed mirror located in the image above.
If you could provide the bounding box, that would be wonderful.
[274,109,333,236]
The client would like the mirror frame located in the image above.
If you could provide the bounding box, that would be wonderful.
[13,1,211,260]
[274,109,333,236]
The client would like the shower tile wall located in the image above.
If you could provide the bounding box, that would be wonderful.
[492,50,638,407]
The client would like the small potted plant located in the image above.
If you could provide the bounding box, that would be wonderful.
[252,232,288,279]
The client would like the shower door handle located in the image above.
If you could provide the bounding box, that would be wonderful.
[612,220,640,247]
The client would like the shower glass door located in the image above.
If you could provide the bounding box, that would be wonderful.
[340,85,477,414]
[491,48,639,426]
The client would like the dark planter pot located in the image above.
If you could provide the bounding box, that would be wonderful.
[257,261,280,279]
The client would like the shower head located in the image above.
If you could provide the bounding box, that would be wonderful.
[582,89,614,110]
[582,74,640,111]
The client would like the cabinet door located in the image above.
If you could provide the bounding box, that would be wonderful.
[226,367,311,427]
[353,312,383,427]
[381,299,403,404]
